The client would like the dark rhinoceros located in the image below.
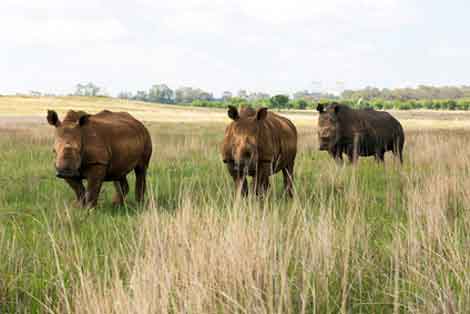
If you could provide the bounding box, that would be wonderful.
[47,109,152,207]
[317,103,404,163]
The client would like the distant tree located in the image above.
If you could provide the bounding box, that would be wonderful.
[134,90,148,101]
[291,99,308,109]
[198,91,213,101]
[248,92,271,101]
[174,87,213,103]
[74,82,101,96]
[237,89,248,99]
[148,84,174,103]
[293,90,309,100]
[118,91,132,99]
[227,97,247,107]
[270,94,290,109]
[341,85,470,101]
[29,91,42,97]
[252,98,271,108]
[222,91,233,101]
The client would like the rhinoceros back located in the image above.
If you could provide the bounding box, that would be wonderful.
[82,111,152,180]
[337,107,404,156]
[259,112,298,173]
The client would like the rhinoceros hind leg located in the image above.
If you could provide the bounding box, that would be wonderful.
[134,166,147,204]
[282,163,295,198]
[393,139,404,164]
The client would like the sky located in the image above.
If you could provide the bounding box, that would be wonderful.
[1,0,470,97]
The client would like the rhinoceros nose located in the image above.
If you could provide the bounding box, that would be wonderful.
[55,166,80,179]
[233,163,241,171]
[234,161,245,172]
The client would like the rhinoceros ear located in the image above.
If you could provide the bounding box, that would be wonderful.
[47,110,60,127]
[256,107,268,121]
[316,104,324,113]
[227,106,239,121]
[334,105,340,114]
[78,114,91,127]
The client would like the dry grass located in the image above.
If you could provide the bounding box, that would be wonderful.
[67,127,470,314]
[1,96,470,128]
[0,97,469,313]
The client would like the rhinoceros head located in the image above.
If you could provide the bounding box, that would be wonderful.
[47,110,90,179]
[317,103,341,151]
[226,106,268,175]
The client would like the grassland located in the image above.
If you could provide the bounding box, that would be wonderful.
[0,96,469,313]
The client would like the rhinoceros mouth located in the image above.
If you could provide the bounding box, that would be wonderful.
[56,170,81,179]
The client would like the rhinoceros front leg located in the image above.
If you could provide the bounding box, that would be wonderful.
[113,177,129,206]
[226,162,248,198]
[346,146,358,164]
[329,146,344,165]
[64,178,85,207]
[253,164,270,197]
[84,166,106,208]
[234,175,248,198]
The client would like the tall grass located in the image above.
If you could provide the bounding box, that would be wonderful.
[0,121,469,313]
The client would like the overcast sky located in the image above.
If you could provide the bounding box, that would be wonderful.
[1,0,469,96]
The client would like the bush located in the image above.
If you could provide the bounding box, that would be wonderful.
[457,100,470,110]
[371,100,384,110]
[290,99,308,110]
[398,103,411,110]
[383,101,394,110]
[447,100,458,110]
[182,96,470,111]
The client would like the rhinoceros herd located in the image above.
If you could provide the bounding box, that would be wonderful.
[47,102,404,207]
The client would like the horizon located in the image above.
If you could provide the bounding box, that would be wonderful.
[4,83,470,99]
[2,0,470,97]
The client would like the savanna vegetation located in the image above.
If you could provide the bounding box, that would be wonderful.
[0,96,469,313]
[112,82,470,111]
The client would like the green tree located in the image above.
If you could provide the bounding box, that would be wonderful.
[270,95,290,109]
[148,84,174,103]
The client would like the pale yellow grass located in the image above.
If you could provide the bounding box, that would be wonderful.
[1,101,470,313]
[1,96,470,129]
[67,130,470,314]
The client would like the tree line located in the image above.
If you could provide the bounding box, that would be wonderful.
[71,82,470,111]
[116,84,337,110]
[341,85,470,101]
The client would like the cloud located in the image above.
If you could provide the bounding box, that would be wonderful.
[0,0,100,11]
[0,0,127,47]
[0,0,468,96]
[1,17,127,46]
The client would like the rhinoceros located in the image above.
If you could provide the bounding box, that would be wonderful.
[47,109,152,207]
[317,103,404,163]
[221,106,297,197]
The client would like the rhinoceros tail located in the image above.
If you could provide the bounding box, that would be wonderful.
[393,126,405,164]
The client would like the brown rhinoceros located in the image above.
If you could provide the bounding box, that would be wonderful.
[316,103,404,163]
[221,106,297,197]
[47,109,152,207]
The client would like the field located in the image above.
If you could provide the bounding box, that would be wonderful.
[0,96,469,313]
